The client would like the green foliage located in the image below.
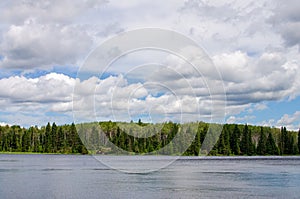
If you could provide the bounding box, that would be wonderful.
[101,121,179,154]
[230,125,240,155]
[298,129,300,153]
[0,123,87,154]
[240,124,256,155]
[0,121,298,156]
[257,127,267,155]
[266,132,279,155]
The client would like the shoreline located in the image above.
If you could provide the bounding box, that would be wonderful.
[1,151,300,158]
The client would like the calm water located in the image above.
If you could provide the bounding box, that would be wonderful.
[1,155,300,199]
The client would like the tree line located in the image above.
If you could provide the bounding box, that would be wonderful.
[0,121,299,156]
[78,121,300,156]
[0,123,88,154]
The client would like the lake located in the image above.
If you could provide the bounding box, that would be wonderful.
[0,155,300,199]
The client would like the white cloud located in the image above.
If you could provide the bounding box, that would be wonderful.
[0,73,74,104]
[0,72,222,126]
[258,111,300,131]
[270,0,300,48]
[0,122,9,126]
[212,51,252,83]
[254,103,268,111]
[226,115,255,124]
[212,50,300,105]
[0,0,300,127]
[0,0,108,25]
[277,111,300,130]
[0,20,93,69]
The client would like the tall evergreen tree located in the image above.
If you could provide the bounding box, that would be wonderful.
[281,127,288,154]
[223,125,231,155]
[288,135,298,155]
[257,127,267,155]
[230,125,240,155]
[199,123,208,144]
[266,132,279,155]
[240,124,255,155]
[248,129,256,155]
[217,129,226,155]
[44,122,51,153]
[51,122,57,152]
[240,124,249,155]
[57,127,64,151]
[298,129,300,154]
[10,128,18,151]
[21,130,31,152]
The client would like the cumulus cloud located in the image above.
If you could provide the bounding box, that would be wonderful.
[213,50,300,105]
[0,19,93,69]
[0,0,108,25]
[0,73,74,104]
[270,0,300,49]
[0,0,299,128]
[0,71,222,126]
[226,115,256,124]
[0,0,111,70]
[260,111,300,131]
[277,111,300,130]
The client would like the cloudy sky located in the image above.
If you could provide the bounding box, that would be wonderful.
[0,0,299,130]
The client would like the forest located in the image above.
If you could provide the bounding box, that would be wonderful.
[0,121,299,155]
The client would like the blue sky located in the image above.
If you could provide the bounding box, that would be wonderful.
[0,0,299,130]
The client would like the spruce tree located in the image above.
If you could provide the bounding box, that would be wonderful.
[257,127,267,155]
[240,124,255,155]
[217,129,226,155]
[57,127,64,151]
[289,135,298,155]
[230,125,240,155]
[298,129,300,154]
[266,132,279,155]
[223,125,231,155]
[281,127,288,154]
[44,122,51,153]
[51,122,57,152]
[248,129,256,155]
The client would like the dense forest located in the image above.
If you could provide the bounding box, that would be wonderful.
[0,123,88,154]
[0,121,299,156]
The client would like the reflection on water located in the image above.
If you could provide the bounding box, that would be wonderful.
[0,154,300,199]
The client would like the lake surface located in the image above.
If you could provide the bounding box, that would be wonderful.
[1,155,300,199]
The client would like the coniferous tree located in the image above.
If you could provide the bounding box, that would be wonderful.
[199,123,208,144]
[21,130,30,152]
[217,129,226,155]
[0,121,298,156]
[257,127,267,155]
[281,127,289,154]
[11,128,18,151]
[240,124,255,155]
[51,122,57,152]
[44,122,51,153]
[57,127,64,151]
[230,125,240,155]
[266,132,279,155]
[288,135,298,155]
[240,124,249,155]
[248,129,256,155]
[223,125,231,155]
[298,129,300,154]
[32,128,40,152]
[184,131,199,156]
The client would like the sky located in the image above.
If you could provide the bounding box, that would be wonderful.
[0,0,299,130]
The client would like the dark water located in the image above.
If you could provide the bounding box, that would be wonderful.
[1,155,300,199]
